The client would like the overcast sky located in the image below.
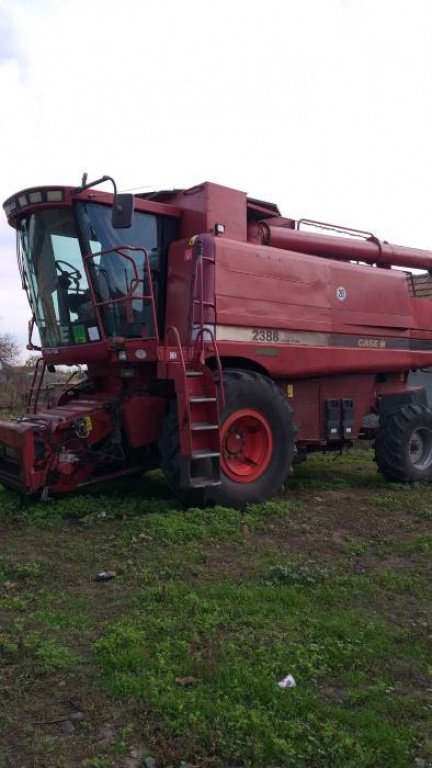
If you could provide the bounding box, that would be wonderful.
[1,0,431,353]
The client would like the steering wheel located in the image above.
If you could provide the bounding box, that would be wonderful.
[55,260,82,283]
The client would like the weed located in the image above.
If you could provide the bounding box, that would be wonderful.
[0,556,41,582]
[403,534,432,555]
[0,633,19,660]
[27,634,78,673]
[263,561,329,587]
[1,451,432,766]
[1,595,28,612]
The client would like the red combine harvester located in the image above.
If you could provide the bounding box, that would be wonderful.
[2,175,432,508]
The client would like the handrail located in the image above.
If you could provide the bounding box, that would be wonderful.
[190,253,215,346]
[164,325,187,380]
[83,246,159,342]
[297,218,376,241]
[27,357,46,415]
[164,325,192,430]
[189,250,224,409]
[193,326,225,411]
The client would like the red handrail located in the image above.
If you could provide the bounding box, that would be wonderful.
[190,254,216,346]
[27,357,46,414]
[164,325,187,379]
[193,326,225,411]
[83,246,159,342]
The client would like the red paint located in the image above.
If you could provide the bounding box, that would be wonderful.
[252,221,432,272]
[221,409,273,482]
[3,178,432,498]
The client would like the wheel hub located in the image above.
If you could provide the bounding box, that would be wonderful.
[408,427,432,469]
[221,409,273,483]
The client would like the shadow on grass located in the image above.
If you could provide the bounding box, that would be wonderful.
[289,449,388,491]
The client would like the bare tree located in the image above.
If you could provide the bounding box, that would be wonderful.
[0,333,19,370]
[24,353,41,368]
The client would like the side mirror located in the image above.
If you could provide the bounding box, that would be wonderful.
[112,194,134,228]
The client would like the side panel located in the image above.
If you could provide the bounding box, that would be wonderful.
[284,378,321,441]
[216,340,432,378]
[213,238,432,376]
[121,395,166,448]
[285,374,376,442]
[214,238,412,333]
[165,240,192,344]
[169,183,247,241]
[165,237,216,345]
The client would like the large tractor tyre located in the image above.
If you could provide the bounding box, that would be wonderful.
[374,404,432,482]
[159,369,297,509]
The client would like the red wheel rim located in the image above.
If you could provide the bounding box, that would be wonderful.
[220,409,273,483]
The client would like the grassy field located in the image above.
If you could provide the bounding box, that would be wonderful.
[1,449,431,768]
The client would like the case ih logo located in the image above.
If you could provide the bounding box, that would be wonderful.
[336,286,347,301]
[358,338,387,349]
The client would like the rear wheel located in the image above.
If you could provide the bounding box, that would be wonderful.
[375,404,432,482]
[159,369,296,508]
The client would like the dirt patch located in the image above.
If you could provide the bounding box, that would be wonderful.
[1,454,432,767]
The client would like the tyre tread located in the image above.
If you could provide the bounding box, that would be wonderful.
[159,368,297,508]
[375,404,432,482]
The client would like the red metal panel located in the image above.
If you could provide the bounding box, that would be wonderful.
[165,240,193,344]
[215,339,432,379]
[214,238,412,335]
[279,375,376,442]
[168,183,247,241]
[320,375,375,439]
[216,295,331,330]
[411,298,432,331]
[326,260,411,328]
[43,341,111,366]
[285,375,376,442]
[121,395,166,448]
[285,379,320,441]
[215,238,332,331]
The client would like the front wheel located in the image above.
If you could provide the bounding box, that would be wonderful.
[374,404,432,482]
[159,369,297,508]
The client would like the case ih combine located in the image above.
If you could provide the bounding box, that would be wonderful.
[2,175,432,508]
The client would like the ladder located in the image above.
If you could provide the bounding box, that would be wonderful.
[27,357,46,415]
[160,246,225,490]
[162,326,223,490]
[181,359,221,489]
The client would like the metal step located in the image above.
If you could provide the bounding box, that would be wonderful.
[191,422,219,431]
[191,450,221,459]
[189,477,222,488]
[186,370,204,377]
[189,396,217,403]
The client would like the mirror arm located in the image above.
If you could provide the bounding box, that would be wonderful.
[72,174,118,200]
[72,174,133,228]
[26,315,41,351]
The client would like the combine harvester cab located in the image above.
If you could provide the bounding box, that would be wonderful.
[2,176,432,506]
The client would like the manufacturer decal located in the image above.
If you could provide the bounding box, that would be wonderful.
[336,286,347,301]
[358,338,386,349]
[215,325,432,352]
[252,329,280,342]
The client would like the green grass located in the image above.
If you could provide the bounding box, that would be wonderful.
[1,449,431,767]
[93,589,422,766]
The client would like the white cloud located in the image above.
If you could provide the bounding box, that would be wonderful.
[0,0,432,350]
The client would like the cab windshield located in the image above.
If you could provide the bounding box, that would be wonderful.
[18,203,177,347]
